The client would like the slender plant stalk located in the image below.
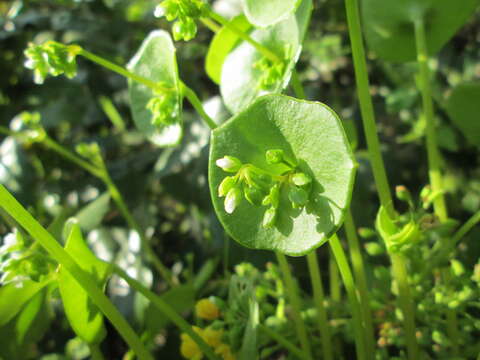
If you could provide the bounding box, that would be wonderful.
[328,248,343,359]
[204,9,281,63]
[113,265,219,360]
[41,135,175,286]
[343,0,394,218]
[342,0,420,357]
[180,83,217,130]
[329,234,367,360]
[291,70,306,100]
[0,185,153,360]
[306,252,334,360]
[275,252,313,360]
[414,16,458,355]
[258,324,308,360]
[344,211,376,355]
[200,17,221,33]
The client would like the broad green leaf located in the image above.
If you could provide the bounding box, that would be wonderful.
[446,82,480,147]
[145,284,195,334]
[362,0,480,62]
[0,279,50,326]
[58,221,111,344]
[75,192,111,232]
[128,30,183,147]
[205,15,252,85]
[209,94,356,256]
[220,0,312,114]
[242,0,300,28]
[15,288,50,345]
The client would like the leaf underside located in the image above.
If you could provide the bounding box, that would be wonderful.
[242,0,301,28]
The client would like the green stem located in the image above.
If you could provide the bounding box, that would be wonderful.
[291,70,306,100]
[200,17,221,33]
[329,235,367,360]
[0,185,153,360]
[344,211,376,356]
[414,17,457,355]
[79,49,169,93]
[390,253,419,360]
[306,252,334,360]
[413,17,447,222]
[90,344,105,360]
[343,0,394,218]
[205,9,281,63]
[180,83,217,130]
[328,248,343,359]
[258,323,308,360]
[113,265,219,360]
[41,135,175,286]
[275,252,313,360]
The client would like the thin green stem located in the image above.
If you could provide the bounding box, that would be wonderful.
[329,248,343,359]
[291,70,306,100]
[343,0,394,218]
[200,17,221,33]
[205,9,281,63]
[390,253,419,360]
[113,265,219,360]
[79,49,170,93]
[180,83,217,130]
[306,252,334,360]
[329,234,367,360]
[344,211,376,356]
[275,252,313,360]
[41,136,174,286]
[414,17,457,355]
[413,18,447,222]
[258,323,308,360]
[0,185,153,360]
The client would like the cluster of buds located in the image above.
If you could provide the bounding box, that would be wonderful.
[24,41,81,84]
[253,57,286,90]
[0,231,55,285]
[146,86,179,126]
[155,0,208,41]
[15,111,46,144]
[75,142,104,168]
[216,149,312,229]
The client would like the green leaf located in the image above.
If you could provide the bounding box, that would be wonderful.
[239,299,259,360]
[205,15,252,85]
[375,207,420,253]
[362,0,480,62]
[58,221,111,344]
[75,192,111,232]
[446,82,480,147]
[15,288,50,345]
[128,30,183,147]
[242,0,301,28]
[0,279,50,327]
[209,94,356,256]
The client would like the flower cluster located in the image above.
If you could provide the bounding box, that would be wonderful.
[216,149,312,229]
[0,231,55,285]
[146,87,179,126]
[253,57,286,90]
[16,111,46,144]
[180,298,235,360]
[24,41,81,84]
[155,0,207,41]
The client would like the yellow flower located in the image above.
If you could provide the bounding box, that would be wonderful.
[195,298,220,320]
[215,343,236,360]
[201,327,223,348]
[180,327,203,360]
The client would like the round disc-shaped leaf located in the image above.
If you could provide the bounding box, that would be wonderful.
[209,94,356,256]
[446,82,480,147]
[205,15,252,85]
[362,0,479,62]
[220,0,312,114]
[242,0,301,27]
[128,30,183,146]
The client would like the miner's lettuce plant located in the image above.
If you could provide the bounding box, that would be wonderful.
[1,0,480,359]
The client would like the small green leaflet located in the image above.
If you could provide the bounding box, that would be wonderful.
[242,0,301,28]
[128,30,183,147]
[446,82,480,147]
[58,221,112,344]
[209,94,356,256]
[362,0,480,62]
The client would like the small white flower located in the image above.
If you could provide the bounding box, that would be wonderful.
[215,156,242,172]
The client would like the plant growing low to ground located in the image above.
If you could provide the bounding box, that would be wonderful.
[1,0,480,359]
